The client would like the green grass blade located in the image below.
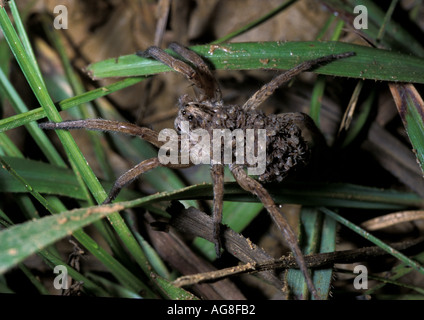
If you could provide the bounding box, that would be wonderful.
[0,6,156,281]
[309,76,326,128]
[0,156,55,213]
[165,181,423,209]
[389,84,424,174]
[40,14,115,180]
[40,250,112,297]
[86,273,142,298]
[2,156,422,209]
[0,132,22,157]
[86,41,424,84]
[286,208,337,300]
[0,203,124,274]
[0,77,144,133]
[8,0,43,81]
[96,100,198,208]
[0,156,90,200]
[319,207,424,276]
[212,0,297,44]
[18,263,50,295]
[286,208,323,299]
[322,0,424,57]
[0,67,66,166]
[312,213,337,299]
[365,251,424,295]
[341,87,376,148]
[151,275,199,300]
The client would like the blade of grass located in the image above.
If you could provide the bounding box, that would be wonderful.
[0,155,154,295]
[40,13,115,180]
[1,182,423,278]
[0,67,66,166]
[310,17,345,127]
[337,80,365,136]
[285,208,337,300]
[309,76,326,128]
[0,156,55,213]
[389,83,424,174]
[38,15,131,262]
[8,0,43,82]
[365,251,424,295]
[312,213,337,299]
[45,197,153,296]
[376,0,399,43]
[0,156,139,200]
[86,41,424,83]
[40,249,112,297]
[321,0,424,56]
[0,132,21,157]
[341,87,375,148]
[86,273,142,298]
[0,127,115,294]
[0,203,124,277]
[286,207,323,299]
[0,5,157,284]
[2,156,423,209]
[0,77,145,133]
[96,99,198,208]
[1,24,123,261]
[211,0,298,44]
[319,207,424,276]
[18,262,50,295]
[152,275,199,300]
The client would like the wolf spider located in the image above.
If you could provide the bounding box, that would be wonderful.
[40,43,354,298]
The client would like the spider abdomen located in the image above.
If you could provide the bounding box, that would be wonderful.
[208,105,310,181]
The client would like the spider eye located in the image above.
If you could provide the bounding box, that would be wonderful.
[181,110,186,116]
[187,115,193,121]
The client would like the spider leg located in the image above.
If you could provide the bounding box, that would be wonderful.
[103,157,192,204]
[229,164,318,300]
[168,42,222,102]
[39,119,163,148]
[211,163,225,257]
[39,119,193,203]
[138,44,221,102]
[138,46,205,95]
[242,52,355,111]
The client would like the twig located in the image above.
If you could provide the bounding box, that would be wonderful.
[173,236,424,287]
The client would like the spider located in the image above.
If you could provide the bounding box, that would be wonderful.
[39,43,354,299]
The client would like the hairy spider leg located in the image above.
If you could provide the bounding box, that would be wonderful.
[137,46,208,100]
[39,119,193,204]
[242,52,355,111]
[230,164,318,299]
[39,119,163,148]
[168,42,222,102]
[211,164,225,257]
[139,45,227,258]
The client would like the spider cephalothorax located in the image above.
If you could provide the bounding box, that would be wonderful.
[39,43,354,299]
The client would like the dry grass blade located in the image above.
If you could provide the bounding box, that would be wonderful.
[173,237,424,287]
[361,210,424,231]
